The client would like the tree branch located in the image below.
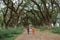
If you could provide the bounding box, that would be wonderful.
[16,0,23,12]
[30,0,46,20]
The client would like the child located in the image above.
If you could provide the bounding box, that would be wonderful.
[32,28,35,35]
[29,27,32,34]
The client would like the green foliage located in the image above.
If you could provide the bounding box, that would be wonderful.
[0,27,24,39]
[35,26,48,31]
[51,10,58,22]
[51,27,60,34]
[40,26,48,31]
[0,37,15,40]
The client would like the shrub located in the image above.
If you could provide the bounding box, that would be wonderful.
[40,26,48,31]
[0,27,24,39]
[51,27,60,34]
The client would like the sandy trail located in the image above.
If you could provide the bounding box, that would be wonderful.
[15,29,60,40]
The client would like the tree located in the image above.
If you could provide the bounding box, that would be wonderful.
[30,0,60,29]
[2,0,25,28]
[1,0,60,28]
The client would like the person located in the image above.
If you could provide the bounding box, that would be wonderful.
[29,27,32,34]
[26,27,29,34]
[29,23,32,34]
[32,28,35,35]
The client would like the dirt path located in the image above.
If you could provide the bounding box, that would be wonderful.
[15,29,60,40]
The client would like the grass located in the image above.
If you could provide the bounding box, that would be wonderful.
[34,26,48,31]
[0,37,15,40]
[39,26,60,34]
[0,27,24,40]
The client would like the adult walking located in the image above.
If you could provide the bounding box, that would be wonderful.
[26,27,29,34]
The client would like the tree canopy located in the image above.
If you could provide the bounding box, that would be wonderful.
[0,0,60,28]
